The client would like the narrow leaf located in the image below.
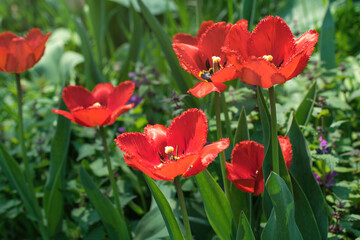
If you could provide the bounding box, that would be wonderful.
[295,81,317,126]
[143,174,184,240]
[44,100,71,237]
[236,212,255,240]
[195,170,235,240]
[287,115,328,240]
[79,167,130,240]
[233,107,249,144]
[261,173,302,240]
[320,4,336,70]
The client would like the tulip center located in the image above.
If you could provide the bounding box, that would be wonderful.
[91,102,102,108]
[158,146,179,163]
[262,55,273,62]
[199,56,226,82]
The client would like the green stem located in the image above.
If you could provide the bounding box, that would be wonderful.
[15,73,48,240]
[227,0,234,23]
[248,193,253,228]
[220,93,233,146]
[215,92,230,200]
[174,177,192,240]
[268,87,279,174]
[195,0,202,28]
[99,126,124,217]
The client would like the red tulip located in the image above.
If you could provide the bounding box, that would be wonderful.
[223,16,318,88]
[52,82,135,127]
[0,28,50,73]
[172,21,246,98]
[115,108,229,180]
[226,136,293,195]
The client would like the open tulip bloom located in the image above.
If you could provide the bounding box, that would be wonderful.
[0,28,50,73]
[52,82,135,127]
[172,21,246,98]
[226,136,293,195]
[223,16,318,88]
[115,108,230,180]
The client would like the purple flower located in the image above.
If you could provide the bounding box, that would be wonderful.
[118,127,126,133]
[316,136,332,154]
[313,171,337,188]
[319,136,327,148]
[127,94,143,107]
[313,172,322,185]
[128,72,136,78]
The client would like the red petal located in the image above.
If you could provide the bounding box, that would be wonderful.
[108,104,134,125]
[173,33,197,45]
[197,21,214,39]
[144,124,168,157]
[239,59,287,88]
[0,31,18,49]
[278,136,293,169]
[187,81,227,98]
[62,85,95,110]
[123,154,164,181]
[71,107,112,127]
[167,108,208,155]
[92,83,114,105]
[153,153,200,180]
[25,28,50,60]
[183,138,230,177]
[198,22,230,61]
[172,42,204,80]
[115,132,160,167]
[211,65,239,83]
[223,23,251,60]
[248,16,295,67]
[7,38,35,73]
[51,109,75,121]
[107,81,135,111]
[234,19,249,30]
[295,29,319,56]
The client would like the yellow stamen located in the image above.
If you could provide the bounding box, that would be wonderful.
[212,56,221,73]
[165,146,174,154]
[255,170,259,175]
[212,56,221,63]
[263,55,273,62]
[92,102,102,108]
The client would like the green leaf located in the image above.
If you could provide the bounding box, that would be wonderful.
[143,174,184,240]
[44,100,71,237]
[118,3,143,82]
[295,81,316,126]
[137,0,198,107]
[291,175,321,240]
[79,167,130,240]
[233,107,249,144]
[261,173,302,240]
[287,115,328,240]
[320,4,336,70]
[236,212,255,240]
[195,170,235,240]
[74,17,104,89]
[256,87,270,152]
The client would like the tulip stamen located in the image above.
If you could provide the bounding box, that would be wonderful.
[165,146,179,161]
[91,102,102,108]
[199,56,224,82]
[263,55,273,62]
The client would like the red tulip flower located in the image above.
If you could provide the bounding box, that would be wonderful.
[0,28,50,73]
[172,21,245,98]
[52,82,135,127]
[115,108,229,180]
[223,16,318,88]
[226,136,293,195]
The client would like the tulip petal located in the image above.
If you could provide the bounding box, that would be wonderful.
[51,109,75,121]
[223,23,250,60]
[183,138,230,177]
[144,124,168,158]
[153,153,199,180]
[108,104,134,125]
[187,81,227,98]
[25,28,51,60]
[173,33,197,45]
[167,109,208,154]
[248,16,295,67]
[115,132,160,167]
[71,107,112,127]
[0,31,17,49]
[92,83,114,105]
[107,81,135,111]
[211,65,239,83]
[239,59,287,88]
[278,136,293,169]
[295,29,319,56]
[63,86,95,110]
[124,154,164,181]
[7,39,36,73]
[196,21,215,38]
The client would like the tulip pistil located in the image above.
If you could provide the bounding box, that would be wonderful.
[198,56,226,82]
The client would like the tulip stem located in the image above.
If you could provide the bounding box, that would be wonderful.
[174,176,192,240]
[268,87,279,174]
[215,92,230,200]
[15,73,48,240]
[99,126,124,218]
[220,93,233,146]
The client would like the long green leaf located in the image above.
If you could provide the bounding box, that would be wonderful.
[118,3,143,82]
[74,17,104,90]
[236,212,255,240]
[79,167,130,240]
[195,170,235,240]
[44,100,71,237]
[261,173,302,240]
[137,0,198,107]
[295,81,317,126]
[143,174,184,240]
[320,4,336,70]
[287,115,328,239]
[291,175,321,240]
[233,107,249,144]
